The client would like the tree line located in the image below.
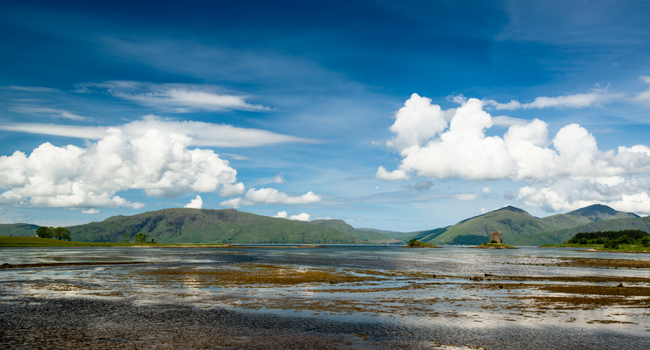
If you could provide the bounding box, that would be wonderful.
[36,226,71,241]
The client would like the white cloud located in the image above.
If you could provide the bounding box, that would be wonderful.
[184,195,203,209]
[379,94,650,213]
[81,209,99,214]
[315,216,332,220]
[223,153,250,160]
[219,183,245,197]
[484,88,616,110]
[12,106,89,121]
[6,86,59,93]
[480,208,488,214]
[482,187,492,194]
[255,174,286,185]
[518,176,650,214]
[634,76,650,105]
[220,188,321,208]
[273,211,309,221]
[0,115,314,148]
[385,93,450,152]
[376,166,409,181]
[456,194,478,201]
[0,127,243,209]
[79,81,271,112]
[491,116,528,126]
[289,213,310,221]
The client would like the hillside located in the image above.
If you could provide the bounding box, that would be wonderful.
[67,208,363,244]
[0,223,40,237]
[309,219,392,241]
[422,204,641,246]
[541,215,650,243]
[357,228,407,239]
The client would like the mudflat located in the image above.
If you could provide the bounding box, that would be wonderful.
[1,246,649,349]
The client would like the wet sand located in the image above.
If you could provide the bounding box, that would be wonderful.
[1,246,649,349]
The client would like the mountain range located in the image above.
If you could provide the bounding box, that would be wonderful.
[0,204,647,245]
[417,204,640,245]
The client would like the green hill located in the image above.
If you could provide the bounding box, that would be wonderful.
[357,228,407,239]
[541,215,650,244]
[67,208,363,244]
[422,204,641,246]
[0,223,40,237]
[309,219,392,241]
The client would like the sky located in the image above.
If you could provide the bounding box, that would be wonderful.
[1,0,650,232]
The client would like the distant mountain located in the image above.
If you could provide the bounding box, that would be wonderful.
[541,215,650,244]
[67,208,363,244]
[357,227,405,238]
[421,204,641,246]
[0,223,39,237]
[309,220,392,241]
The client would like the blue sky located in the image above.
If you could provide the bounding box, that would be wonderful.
[1,0,650,231]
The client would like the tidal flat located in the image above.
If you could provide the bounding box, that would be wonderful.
[1,246,649,349]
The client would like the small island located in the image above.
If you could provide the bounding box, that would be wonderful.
[405,238,441,248]
[472,231,517,249]
[473,242,517,249]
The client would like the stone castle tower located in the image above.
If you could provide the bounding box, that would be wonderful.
[490,231,502,243]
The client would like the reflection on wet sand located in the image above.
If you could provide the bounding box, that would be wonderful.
[1,246,649,349]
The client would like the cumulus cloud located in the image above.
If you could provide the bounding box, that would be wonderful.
[219,183,245,197]
[635,76,650,105]
[274,211,288,218]
[185,195,203,209]
[0,115,313,148]
[220,188,321,208]
[484,88,616,110]
[272,211,309,221]
[81,209,99,214]
[518,176,650,213]
[78,81,271,112]
[0,127,242,209]
[12,106,89,121]
[378,94,650,213]
[376,166,409,181]
[482,187,492,194]
[289,213,310,221]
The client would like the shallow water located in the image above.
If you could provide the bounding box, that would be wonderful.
[1,246,650,349]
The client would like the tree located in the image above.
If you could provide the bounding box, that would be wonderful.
[36,226,54,239]
[52,227,71,241]
[134,232,148,243]
[122,233,133,243]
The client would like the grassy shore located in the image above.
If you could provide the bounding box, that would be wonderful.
[473,243,517,249]
[541,243,650,253]
[0,236,230,248]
